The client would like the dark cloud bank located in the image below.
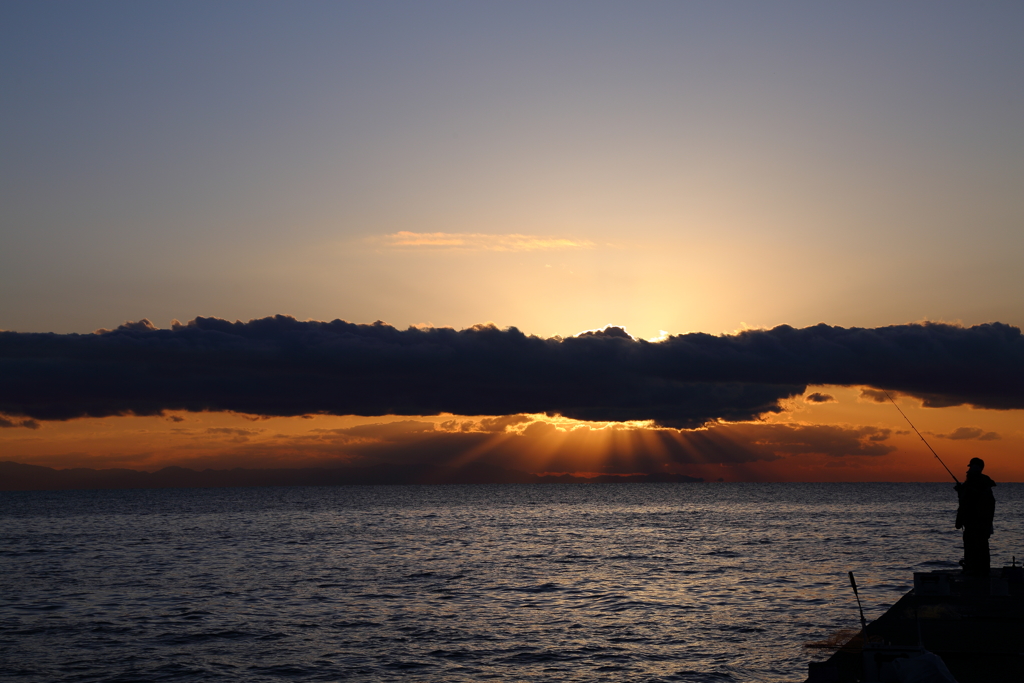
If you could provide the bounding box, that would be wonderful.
[2,316,1022,427]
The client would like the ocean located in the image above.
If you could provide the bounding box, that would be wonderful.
[2,483,1022,682]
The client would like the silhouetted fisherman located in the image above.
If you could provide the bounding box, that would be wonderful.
[954,457,996,576]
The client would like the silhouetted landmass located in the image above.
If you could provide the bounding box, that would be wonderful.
[3,316,1023,428]
[0,461,703,491]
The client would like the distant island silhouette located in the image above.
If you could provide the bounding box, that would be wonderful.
[0,461,703,491]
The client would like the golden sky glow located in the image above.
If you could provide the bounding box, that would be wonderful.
[3,5,1022,339]
[4,386,1020,482]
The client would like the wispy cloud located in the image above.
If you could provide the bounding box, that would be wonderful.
[376,231,594,251]
[0,415,40,430]
[934,426,1001,441]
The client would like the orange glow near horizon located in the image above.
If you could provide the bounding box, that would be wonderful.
[1,385,1021,482]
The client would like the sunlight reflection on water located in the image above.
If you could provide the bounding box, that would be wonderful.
[2,483,1022,682]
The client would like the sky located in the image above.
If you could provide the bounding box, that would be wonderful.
[2,2,1023,482]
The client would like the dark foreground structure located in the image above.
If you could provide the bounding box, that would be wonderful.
[807,567,1024,683]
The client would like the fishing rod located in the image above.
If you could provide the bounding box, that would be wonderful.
[881,390,960,485]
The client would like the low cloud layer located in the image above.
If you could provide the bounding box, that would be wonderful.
[1,317,1022,426]
[164,418,897,474]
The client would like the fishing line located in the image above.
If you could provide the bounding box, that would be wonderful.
[881,390,960,484]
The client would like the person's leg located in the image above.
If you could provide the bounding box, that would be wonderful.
[963,528,989,575]
[978,534,991,573]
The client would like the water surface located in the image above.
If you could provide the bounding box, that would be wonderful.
[2,483,1022,682]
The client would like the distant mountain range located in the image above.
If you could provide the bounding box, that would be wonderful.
[0,461,703,491]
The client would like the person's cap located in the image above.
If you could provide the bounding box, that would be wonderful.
[969,457,985,469]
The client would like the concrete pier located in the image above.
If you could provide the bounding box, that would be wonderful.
[806,567,1024,683]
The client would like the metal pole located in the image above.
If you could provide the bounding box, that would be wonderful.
[849,571,868,632]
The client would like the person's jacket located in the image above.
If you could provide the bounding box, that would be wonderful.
[955,471,996,535]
